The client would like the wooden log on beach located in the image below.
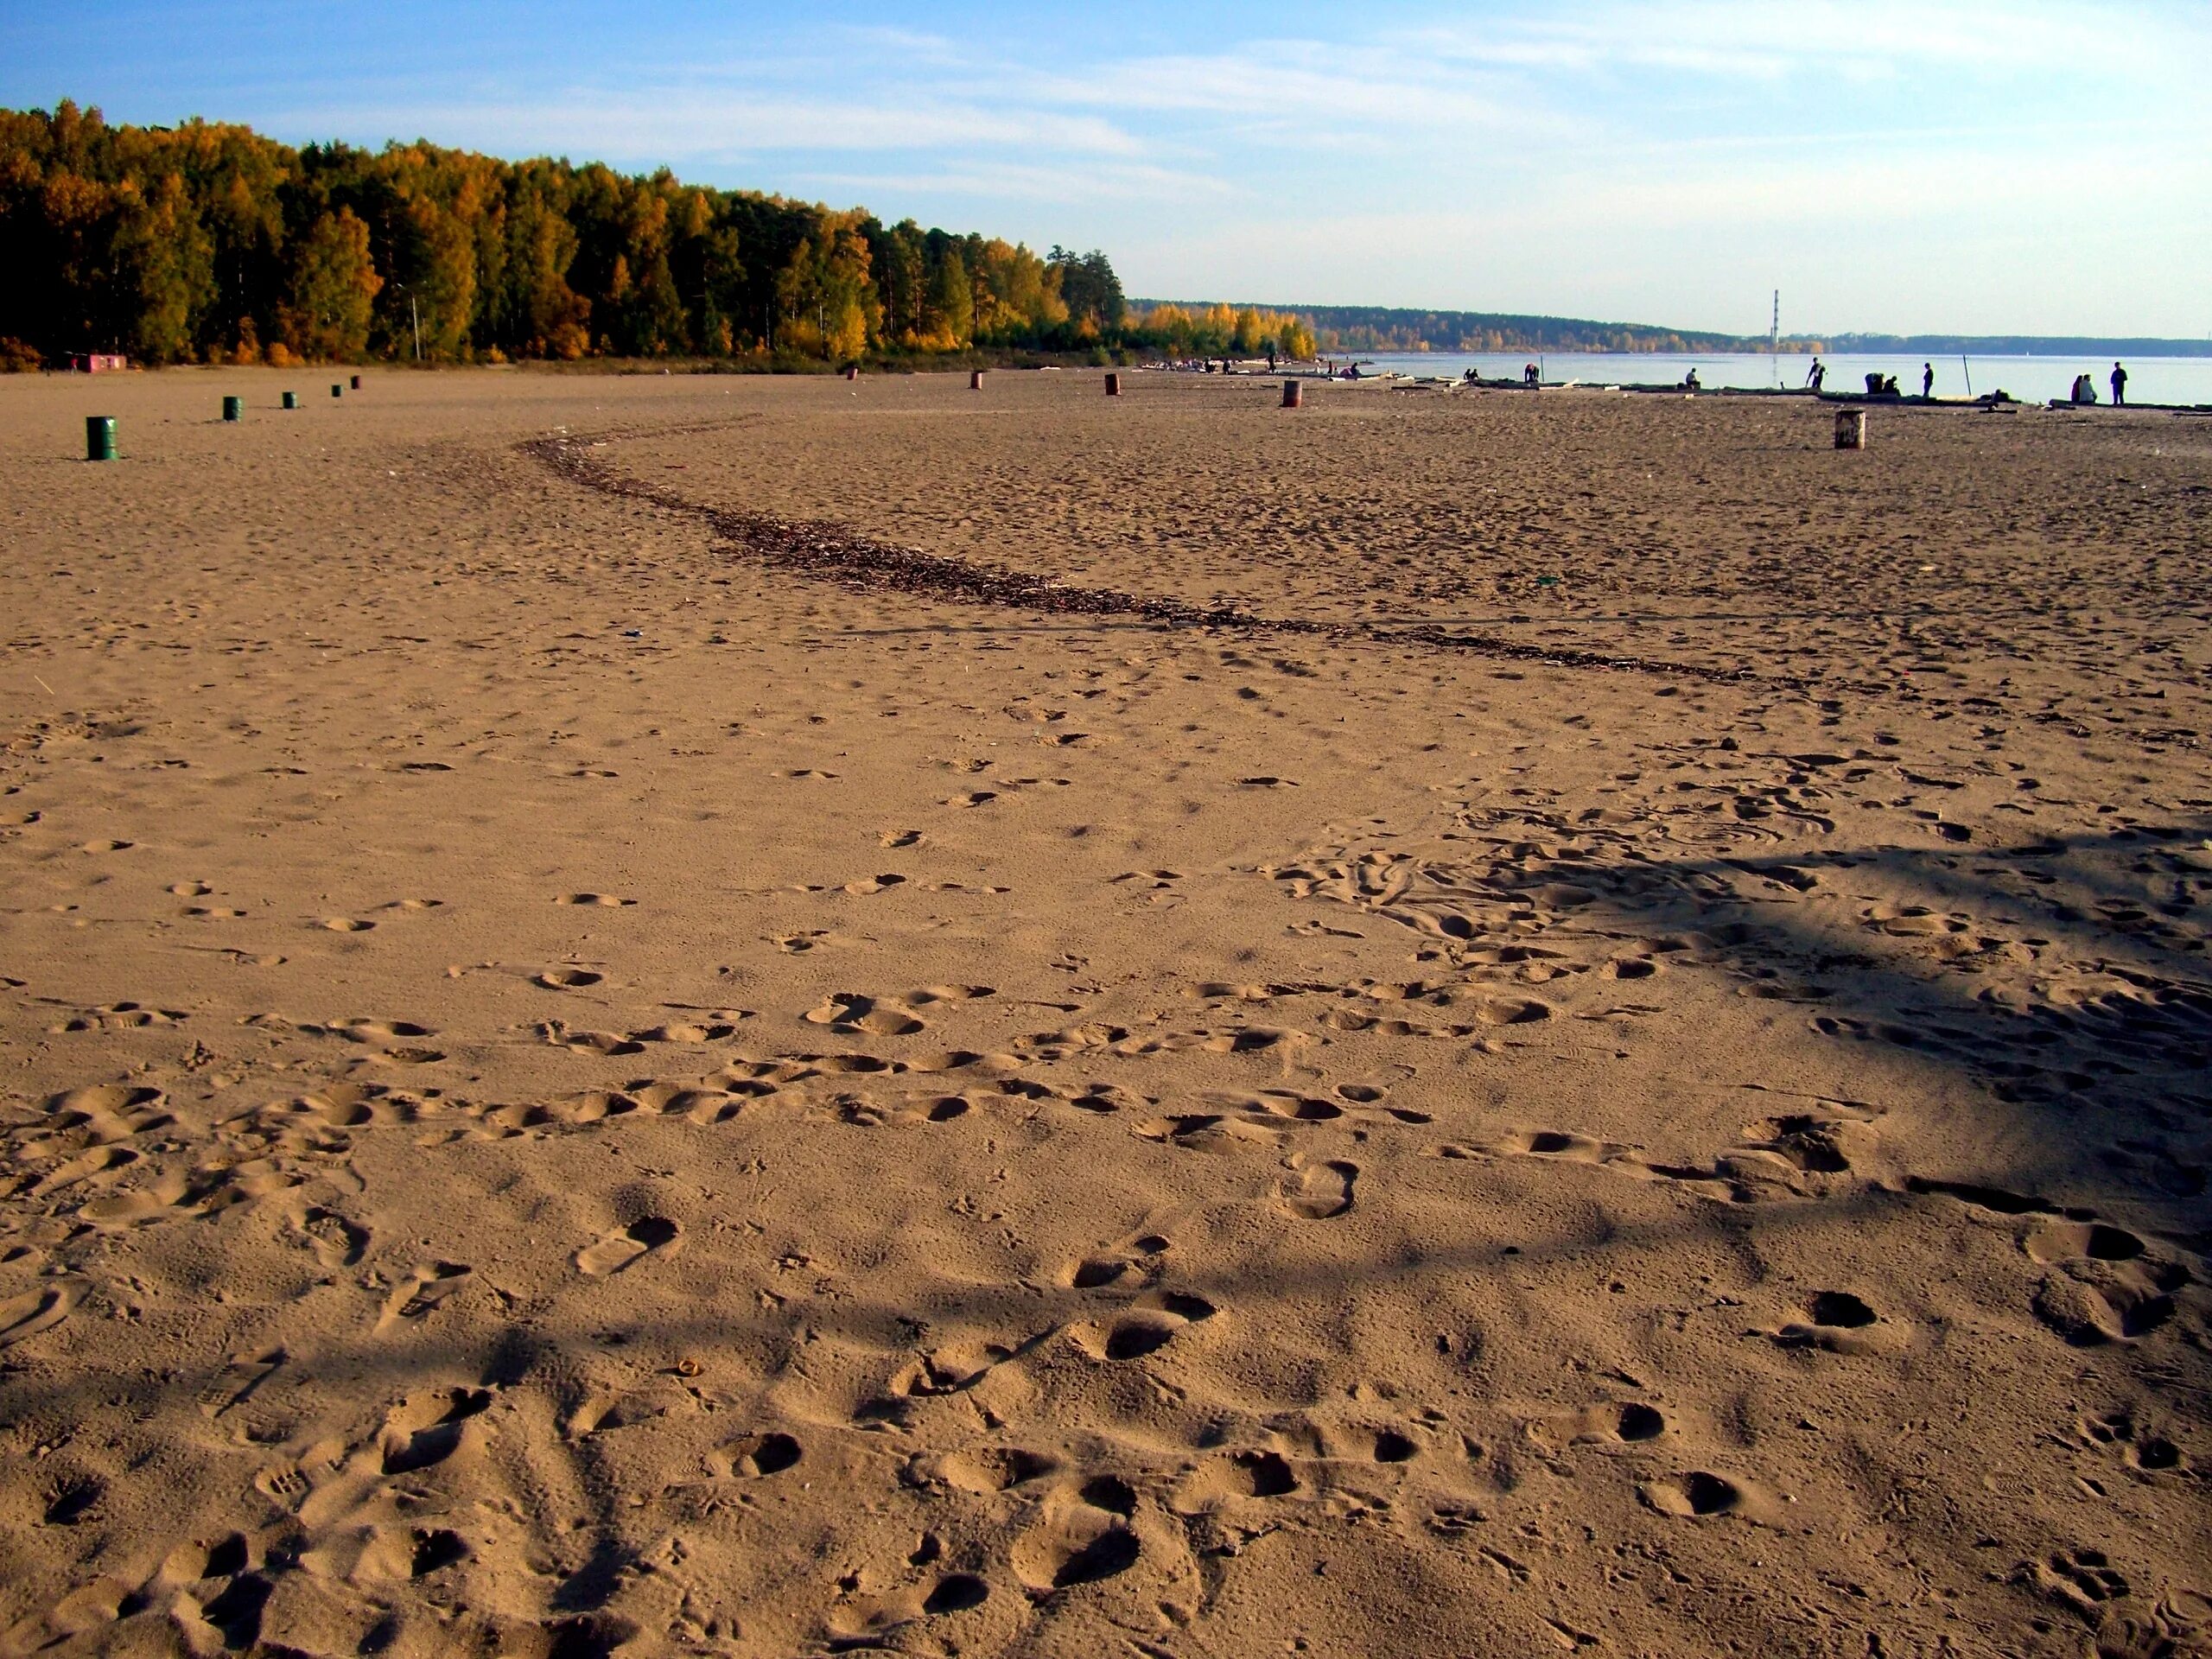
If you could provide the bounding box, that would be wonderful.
[1104,372,1120,396]
[1281,378,1301,410]
[1834,409,1866,449]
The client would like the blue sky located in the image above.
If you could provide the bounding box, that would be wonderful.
[6,1,2207,337]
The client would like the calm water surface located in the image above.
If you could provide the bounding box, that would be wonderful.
[1354,352,2212,408]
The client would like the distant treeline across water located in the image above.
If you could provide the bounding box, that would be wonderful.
[1139,302,2212,361]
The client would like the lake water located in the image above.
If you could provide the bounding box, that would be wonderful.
[1351,352,2212,408]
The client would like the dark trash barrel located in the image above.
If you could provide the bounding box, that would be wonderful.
[283,391,298,410]
[86,416,116,461]
[1281,378,1301,409]
[222,396,244,423]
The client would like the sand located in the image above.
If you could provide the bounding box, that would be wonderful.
[1,366,2207,1659]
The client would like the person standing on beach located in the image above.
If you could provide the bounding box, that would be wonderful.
[2111,361,2127,405]
[1922,362,1935,397]
[1807,358,1826,391]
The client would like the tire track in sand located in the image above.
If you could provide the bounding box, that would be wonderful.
[518,427,1807,691]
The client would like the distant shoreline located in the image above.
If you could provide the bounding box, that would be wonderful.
[1136,301,2212,360]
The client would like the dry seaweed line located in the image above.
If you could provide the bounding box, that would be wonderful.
[519,431,1798,691]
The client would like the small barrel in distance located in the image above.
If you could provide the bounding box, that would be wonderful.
[843,364,859,381]
[283,391,298,410]
[350,374,361,390]
[1104,372,1120,396]
[969,369,984,390]
[222,396,244,423]
[1834,409,1866,449]
[331,384,343,398]
[85,416,117,461]
[1281,378,1302,409]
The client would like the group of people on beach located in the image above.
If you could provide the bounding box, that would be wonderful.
[1802,355,2131,405]
[2070,364,2128,404]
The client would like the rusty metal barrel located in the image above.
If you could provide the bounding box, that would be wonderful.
[1834,409,1866,449]
[85,416,116,461]
[1281,378,1301,409]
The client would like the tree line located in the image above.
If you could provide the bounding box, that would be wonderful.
[0,102,1143,367]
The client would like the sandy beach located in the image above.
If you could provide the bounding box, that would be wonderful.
[2,365,2207,1658]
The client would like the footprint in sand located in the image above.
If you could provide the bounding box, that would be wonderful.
[575,1215,680,1275]
[1774,1291,1890,1355]
[0,1279,88,1350]
[805,993,925,1037]
[880,829,923,848]
[196,1346,287,1419]
[1010,1481,1142,1594]
[1171,1450,1300,1512]
[938,1445,1061,1493]
[2024,1219,2145,1264]
[2078,1408,2186,1473]
[2032,1267,2184,1345]
[291,1205,368,1268]
[1466,995,1553,1027]
[1637,1471,1763,1519]
[713,1430,802,1478]
[317,917,373,932]
[541,1023,644,1056]
[1090,1290,1218,1362]
[1534,1402,1667,1448]
[376,1262,471,1331]
[556,893,635,907]
[533,967,604,989]
[842,873,907,894]
[380,1387,494,1474]
[1275,1154,1359,1219]
[332,1018,435,1044]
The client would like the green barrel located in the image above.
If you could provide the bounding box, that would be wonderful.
[282,390,298,410]
[222,396,244,423]
[85,416,116,461]
[330,383,342,398]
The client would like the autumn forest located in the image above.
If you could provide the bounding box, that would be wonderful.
[0,102,1341,370]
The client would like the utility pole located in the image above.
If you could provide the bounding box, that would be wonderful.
[1770,289,1779,386]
